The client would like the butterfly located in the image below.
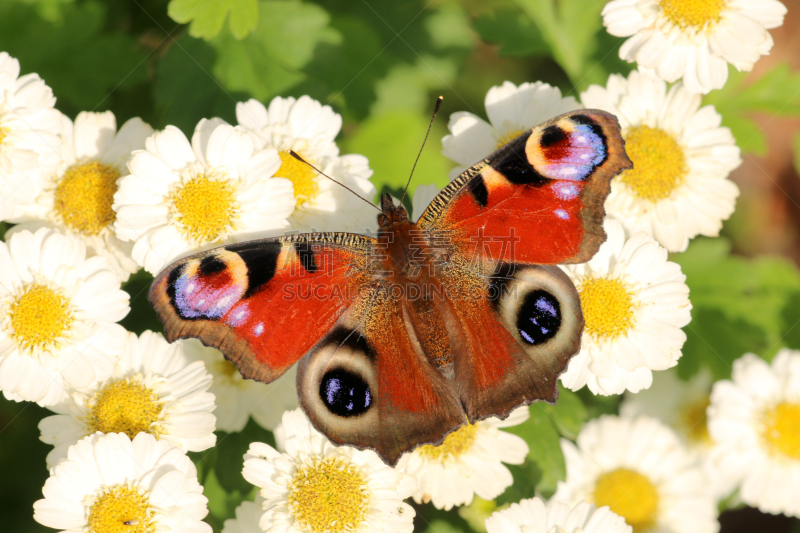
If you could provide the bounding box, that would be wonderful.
[148,109,632,465]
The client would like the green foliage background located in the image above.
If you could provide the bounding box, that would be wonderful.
[1,0,800,531]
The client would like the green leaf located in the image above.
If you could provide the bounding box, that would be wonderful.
[119,270,163,335]
[473,9,548,57]
[370,56,458,116]
[542,385,587,440]
[154,34,241,136]
[342,111,453,199]
[0,1,147,113]
[504,404,565,497]
[674,237,800,353]
[425,2,474,50]
[509,0,604,87]
[781,291,800,350]
[704,63,800,155]
[209,0,339,101]
[680,308,768,380]
[168,0,258,40]
[213,418,275,495]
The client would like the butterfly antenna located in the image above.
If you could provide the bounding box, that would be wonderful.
[399,96,443,206]
[287,150,383,214]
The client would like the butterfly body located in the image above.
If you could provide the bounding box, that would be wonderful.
[149,109,632,464]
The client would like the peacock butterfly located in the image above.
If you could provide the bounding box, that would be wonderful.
[148,109,632,465]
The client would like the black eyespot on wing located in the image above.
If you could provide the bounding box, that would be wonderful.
[198,255,226,276]
[225,241,282,297]
[540,125,568,148]
[467,175,489,207]
[493,141,548,187]
[319,368,372,417]
[295,242,319,273]
[516,290,561,345]
[166,264,185,309]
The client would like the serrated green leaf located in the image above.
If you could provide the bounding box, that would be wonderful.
[503,404,565,497]
[510,0,603,87]
[0,1,147,112]
[168,0,258,40]
[473,9,548,57]
[154,34,241,135]
[209,0,339,100]
[342,111,453,199]
[679,309,768,380]
[704,63,800,155]
[542,385,587,440]
[674,237,800,354]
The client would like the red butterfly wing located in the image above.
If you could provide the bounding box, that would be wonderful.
[149,233,374,383]
[418,110,632,265]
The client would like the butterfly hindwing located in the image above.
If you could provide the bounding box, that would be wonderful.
[297,294,465,465]
[418,109,632,265]
[148,233,376,383]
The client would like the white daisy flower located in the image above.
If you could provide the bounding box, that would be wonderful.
[708,349,800,517]
[441,81,581,179]
[242,408,417,533]
[223,495,266,533]
[236,96,377,233]
[38,330,216,468]
[113,118,296,274]
[620,368,734,499]
[34,431,211,533]
[603,0,787,94]
[0,52,63,220]
[559,218,691,395]
[0,228,129,406]
[580,70,740,252]
[485,497,632,533]
[395,405,529,511]
[10,111,153,281]
[554,415,719,533]
[182,338,297,433]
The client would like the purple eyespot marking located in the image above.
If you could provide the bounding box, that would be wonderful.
[253,322,265,336]
[539,124,606,182]
[554,208,570,220]
[173,274,243,319]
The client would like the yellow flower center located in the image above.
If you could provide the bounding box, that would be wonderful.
[681,396,711,445]
[620,125,688,202]
[277,151,319,207]
[593,468,659,533]
[88,485,154,533]
[86,379,162,439]
[288,456,370,533]
[215,358,245,388]
[578,277,635,340]
[762,402,800,460]
[418,423,478,461]
[54,161,120,235]
[660,0,727,30]
[9,284,73,352]
[496,129,525,149]
[0,127,8,145]
[171,175,237,243]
